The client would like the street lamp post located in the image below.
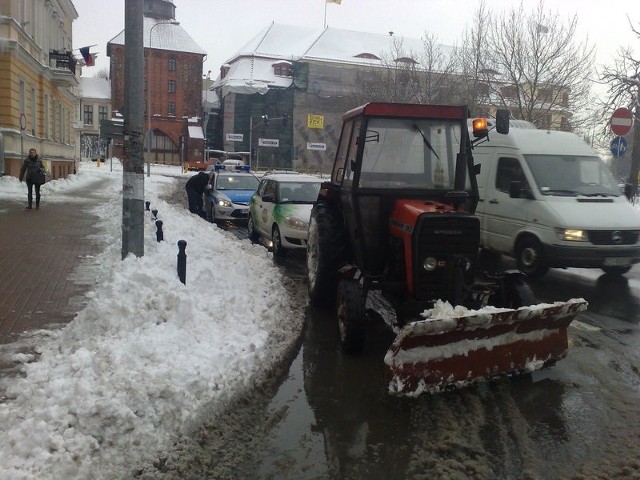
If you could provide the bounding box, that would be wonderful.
[147,20,179,176]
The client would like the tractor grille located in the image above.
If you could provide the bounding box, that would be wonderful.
[413,214,480,302]
[587,230,639,245]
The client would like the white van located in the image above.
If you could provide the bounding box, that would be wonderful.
[472,120,640,277]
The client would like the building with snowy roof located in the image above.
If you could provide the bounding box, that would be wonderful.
[212,22,438,173]
[106,0,207,168]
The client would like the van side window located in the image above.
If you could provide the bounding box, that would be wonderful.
[496,157,529,193]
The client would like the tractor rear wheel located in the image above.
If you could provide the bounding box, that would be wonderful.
[336,279,366,354]
[307,203,346,308]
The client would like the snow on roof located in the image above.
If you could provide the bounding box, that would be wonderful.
[79,77,111,100]
[188,125,204,139]
[214,23,453,96]
[108,17,205,55]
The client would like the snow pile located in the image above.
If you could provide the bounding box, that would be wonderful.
[0,162,305,479]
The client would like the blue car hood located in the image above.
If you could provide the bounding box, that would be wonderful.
[223,190,254,203]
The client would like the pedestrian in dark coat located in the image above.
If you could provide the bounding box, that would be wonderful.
[185,171,210,218]
[19,148,46,209]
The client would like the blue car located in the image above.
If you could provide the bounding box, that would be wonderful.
[203,165,260,223]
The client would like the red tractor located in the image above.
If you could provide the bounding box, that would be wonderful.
[306,102,586,395]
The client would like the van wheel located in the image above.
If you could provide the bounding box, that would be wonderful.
[515,237,548,277]
[602,265,631,275]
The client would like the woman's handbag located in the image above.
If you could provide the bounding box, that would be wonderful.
[32,170,47,185]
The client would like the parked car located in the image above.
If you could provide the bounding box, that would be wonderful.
[248,174,322,255]
[203,165,260,223]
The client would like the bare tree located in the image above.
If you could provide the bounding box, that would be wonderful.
[95,68,109,79]
[599,17,640,194]
[484,1,595,131]
[456,0,495,116]
[353,35,459,106]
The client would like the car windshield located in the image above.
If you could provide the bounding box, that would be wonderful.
[278,182,322,203]
[524,154,621,197]
[216,174,259,190]
[359,118,465,190]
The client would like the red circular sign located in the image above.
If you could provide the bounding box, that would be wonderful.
[610,107,633,136]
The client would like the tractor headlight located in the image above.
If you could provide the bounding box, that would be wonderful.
[423,257,438,271]
[284,216,307,231]
[556,228,587,242]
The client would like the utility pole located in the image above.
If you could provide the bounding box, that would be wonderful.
[122,0,145,259]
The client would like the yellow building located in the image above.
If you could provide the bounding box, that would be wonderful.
[0,0,79,179]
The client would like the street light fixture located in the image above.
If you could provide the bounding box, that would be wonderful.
[147,20,179,176]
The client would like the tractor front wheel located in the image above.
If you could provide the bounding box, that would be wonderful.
[336,279,366,354]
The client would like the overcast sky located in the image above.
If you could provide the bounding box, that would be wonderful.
[72,0,638,83]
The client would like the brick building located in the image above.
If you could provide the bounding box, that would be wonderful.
[106,0,206,167]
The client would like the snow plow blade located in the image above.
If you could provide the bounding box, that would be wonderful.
[384,298,588,396]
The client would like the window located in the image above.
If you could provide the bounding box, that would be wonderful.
[168,102,175,116]
[83,104,93,125]
[168,79,176,93]
[496,157,529,193]
[99,106,108,122]
[168,57,176,71]
[272,62,292,77]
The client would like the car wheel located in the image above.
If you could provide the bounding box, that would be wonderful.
[307,202,347,308]
[248,216,259,242]
[336,279,366,354]
[602,265,631,275]
[515,237,548,278]
[272,225,287,257]
[209,204,218,225]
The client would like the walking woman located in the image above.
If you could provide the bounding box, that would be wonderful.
[19,148,46,209]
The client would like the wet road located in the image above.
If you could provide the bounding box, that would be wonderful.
[154,177,640,480]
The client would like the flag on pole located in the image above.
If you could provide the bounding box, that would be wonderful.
[80,46,95,66]
[326,0,342,4]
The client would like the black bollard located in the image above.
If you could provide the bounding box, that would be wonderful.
[152,208,158,220]
[145,201,150,211]
[177,240,187,285]
[155,220,164,242]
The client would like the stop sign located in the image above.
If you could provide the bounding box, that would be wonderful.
[610,108,633,136]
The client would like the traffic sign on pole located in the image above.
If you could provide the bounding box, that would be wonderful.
[610,136,628,157]
[610,108,633,136]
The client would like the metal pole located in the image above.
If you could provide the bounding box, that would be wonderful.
[249,116,253,171]
[122,0,145,259]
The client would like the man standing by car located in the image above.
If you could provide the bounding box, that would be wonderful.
[185,171,210,218]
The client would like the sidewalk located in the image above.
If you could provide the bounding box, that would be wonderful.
[0,183,104,345]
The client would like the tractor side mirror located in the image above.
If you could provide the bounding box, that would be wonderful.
[496,109,510,134]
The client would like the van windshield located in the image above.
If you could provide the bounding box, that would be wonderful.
[524,154,621,197]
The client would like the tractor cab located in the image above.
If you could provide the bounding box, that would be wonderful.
[327,103,481,281]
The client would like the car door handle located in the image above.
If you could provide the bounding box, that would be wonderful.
[489,199,499,204]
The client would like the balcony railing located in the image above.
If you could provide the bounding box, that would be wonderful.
[49,49,77,73]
